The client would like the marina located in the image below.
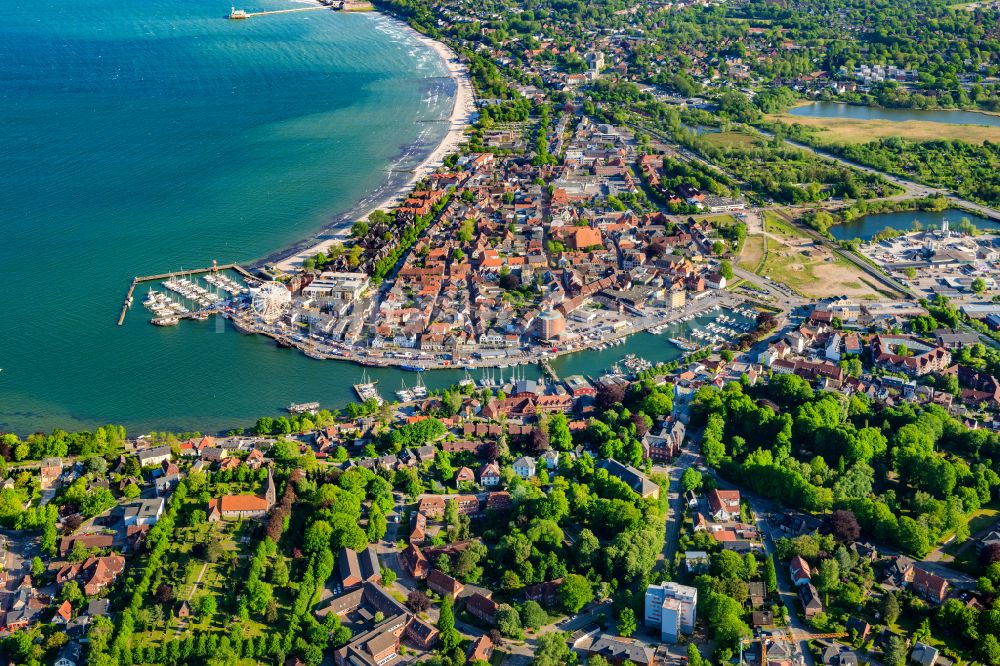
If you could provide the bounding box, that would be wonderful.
[118,263,254,327]
[352,371,383,405]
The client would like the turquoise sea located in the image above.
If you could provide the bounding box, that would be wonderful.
[0,0,459,434]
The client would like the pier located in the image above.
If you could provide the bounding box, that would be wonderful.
[540,359,560,382]
[117,263,251,326]
[229,5,329,18]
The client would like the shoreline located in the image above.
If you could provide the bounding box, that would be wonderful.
[268,14,475,272]
[788,98,1000,122]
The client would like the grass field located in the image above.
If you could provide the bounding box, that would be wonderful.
[758,211,880,299]
[697,130,761,150]
[692,213,738,226]
[769,113,1000,145]
[738,233,766,272]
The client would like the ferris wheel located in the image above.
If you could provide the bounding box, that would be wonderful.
[251,282,291,323]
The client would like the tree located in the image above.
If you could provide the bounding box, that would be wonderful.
[884,636,906,666]
[980,635,1000,665]
[304,520,333,554]
[380,566,396,588]
[763,556,778,594]
[680,467,702,493]
[534,632,576,666]
[686,644,703,666]
[823,510,861,543]
[123,482,141,499]
[813,559,841,602]
[640,392,673,418]
[896,516,930,557]
[558,574,594,614]
[972,277,987,294]
[617,608,637,637]
[720,260,734,281]
[155,583,174,604]
[496,604,522,638]
[712,550,746,580]
[881,592,900,625]
[199,594,217,618]
[367,505,387,543]
[270,558,290,586]
[189,509,207,527]
[522,601,547,630]
[597,384,625,410]
[60,580,83,606]
[437,595,461,651]
[407,590,431,613]
[30,556,43,578]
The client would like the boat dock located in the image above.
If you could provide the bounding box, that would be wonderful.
[229,5,329,19]
[540,359,559,382]
[117,263,251,326]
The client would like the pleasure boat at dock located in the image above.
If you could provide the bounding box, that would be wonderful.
[287,402,320,414]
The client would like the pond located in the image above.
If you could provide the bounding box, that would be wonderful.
[788,102,1000,128]
[828,209,1000,241]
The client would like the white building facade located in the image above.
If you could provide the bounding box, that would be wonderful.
[644,581,697,643]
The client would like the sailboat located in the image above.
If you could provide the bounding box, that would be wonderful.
[396,379,414,402]
[411,374,428,400]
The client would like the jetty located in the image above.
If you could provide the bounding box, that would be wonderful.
[118,263,251,326]
[229,5,328,19]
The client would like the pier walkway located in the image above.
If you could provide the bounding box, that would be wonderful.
[232,6,329,18]
[117,263,252,326]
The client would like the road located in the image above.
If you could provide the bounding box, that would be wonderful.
[654,443,701,568]
[705,474,817,666]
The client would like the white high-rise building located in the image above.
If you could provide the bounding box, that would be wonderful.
[644,582,697,643]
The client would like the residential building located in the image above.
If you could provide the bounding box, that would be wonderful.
[339,546,381,589]
[911,568,949,603]
[401,544,429,579]
[910,642,939,666]
[597,459,660,499]
[467,635,493,664]
[707,489,741,521]
[465,592,498,625]
[479,462,501,487]
[513,456,536,479]
[684,551,709,574]
[427,570,464,598]
[644,581,697,643]
[56,555,125,596]
[799,584,823,619]
[585,635,654,666]
[40,458,64,489]
[455,467,475,486]
[789,555,812,586]
[136,445,172,468]
[123,497,165,527]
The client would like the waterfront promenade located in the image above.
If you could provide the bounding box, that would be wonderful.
[222,290,747,371]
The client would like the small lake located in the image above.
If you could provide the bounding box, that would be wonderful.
[789,102,1000,128]
[828,209,1000,241]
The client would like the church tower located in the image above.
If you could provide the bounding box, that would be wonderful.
[264,467,276,509]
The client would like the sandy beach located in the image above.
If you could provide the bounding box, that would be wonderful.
[273,18,475,271]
